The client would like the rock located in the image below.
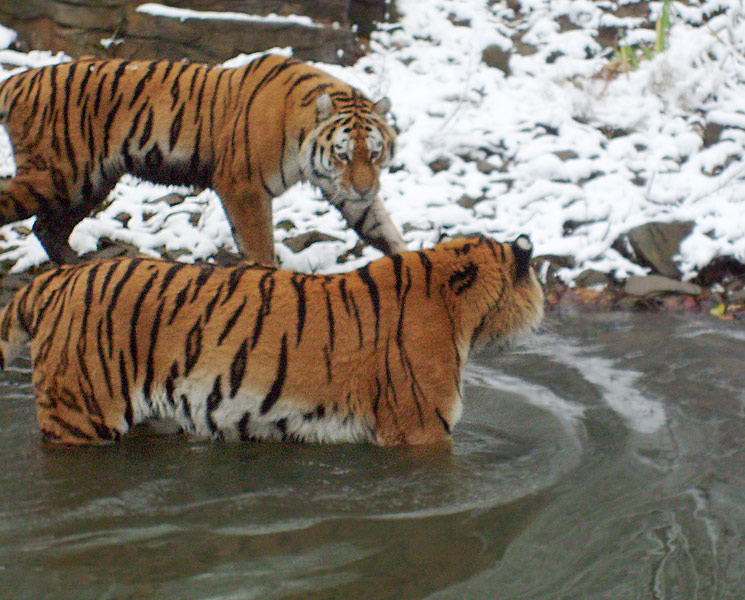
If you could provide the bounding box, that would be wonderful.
[575,269,610,288]
[152,192,186,207]
[0,0,365,65]
[283,230,342,253]
[212,247,245,267]
[532,254,574,288]
[428,157,452,173]
[456,193,485,209]
[482,44,510,75]
[276,219,296,232]
[613,221,694,279]
[694,255,745,287]
[624,275,703,298]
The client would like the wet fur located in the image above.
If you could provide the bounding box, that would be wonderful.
[0,235,543,446]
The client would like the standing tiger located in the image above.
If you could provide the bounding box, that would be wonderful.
[0,53,405,264]
[0,234,543,446]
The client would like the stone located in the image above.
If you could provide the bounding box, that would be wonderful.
[614,221,694,279]
[624,275,703,298]
[428,157,452,173]
[575,269,610,288]
[482,44,510,75]
[283,230,342,253]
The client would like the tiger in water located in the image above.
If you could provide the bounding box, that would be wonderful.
[0,53,405,264]
[0,234,543,446]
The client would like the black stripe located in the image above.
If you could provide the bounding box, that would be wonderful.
[322,281,335,352]
[357,266,380,345]
[222,266,247,304]
[260,333,288,415]
[218,297,246,345]
[98,260,120,302]
[250,272,275,350]
[102,93,123,157]
[96,319,115,398]
[448,262,479,295]
[143,297,167,399]
[119,349,133,428]
[435,407,451,434]
[128,61,157,109]
[391,254,403,301]
[229,339,248,398]
[157,262,187,298]
[170,63,191,110]
[203,282,224,323]
[75,63,95,106]
[128,271,157,380]
[184,316,203,376]
[169,102,185,151]
[109,60,128,101]
[49,414,94,442]
[290,275,307,346]
[417,252,433,297]
[190,267,213,302]
[139,106,154,150]
[93,72,107,115]
[205,375,222,435]
[165,361,179,406]
[168,280,192,325]
[105,259,142,358]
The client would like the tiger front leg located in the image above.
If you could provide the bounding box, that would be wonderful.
[33,212,81,264]
[335,195,407,256]
[213,184,276,265]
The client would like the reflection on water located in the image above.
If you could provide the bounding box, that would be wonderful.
[1,312,745,599]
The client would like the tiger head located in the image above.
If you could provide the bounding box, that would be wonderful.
[435,234,544,354]
[299,91,396,205]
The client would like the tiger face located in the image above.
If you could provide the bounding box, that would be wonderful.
[299,92,396,206]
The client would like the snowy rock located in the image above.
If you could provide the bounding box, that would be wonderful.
[613,222,694,280]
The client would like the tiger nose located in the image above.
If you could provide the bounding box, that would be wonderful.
[350,164,377,198]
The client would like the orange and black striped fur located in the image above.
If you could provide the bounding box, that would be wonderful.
[0,54,404,264]
[0,235,542,446]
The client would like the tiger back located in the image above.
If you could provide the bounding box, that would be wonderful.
[0,235,543,446]
[0,54,405,265]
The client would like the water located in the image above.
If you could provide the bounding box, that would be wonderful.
[1,312,744,599]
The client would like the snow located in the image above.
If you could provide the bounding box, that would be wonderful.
[0,1,744,284]
[135,3,321,28]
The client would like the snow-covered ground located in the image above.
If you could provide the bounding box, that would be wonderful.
[0,1,743,285]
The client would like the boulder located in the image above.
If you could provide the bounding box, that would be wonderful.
[613,221,694,279]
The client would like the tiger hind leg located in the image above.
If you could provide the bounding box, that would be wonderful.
[35,390,122,445]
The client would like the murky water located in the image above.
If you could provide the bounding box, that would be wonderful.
[1,312,744,599]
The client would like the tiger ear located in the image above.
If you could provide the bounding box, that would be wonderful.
[316,93,333,122]
[373,97,391,116]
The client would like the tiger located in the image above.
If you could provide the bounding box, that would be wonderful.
[0,53,405,265]
[0,234,543,446]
